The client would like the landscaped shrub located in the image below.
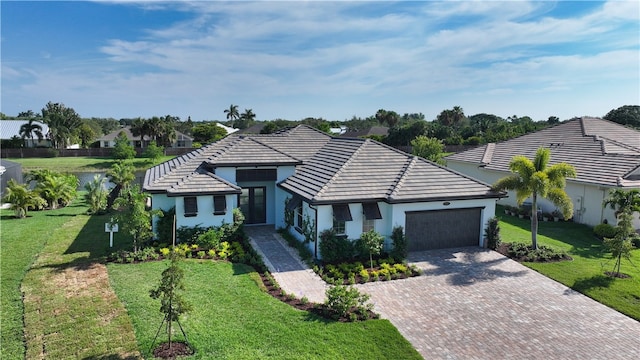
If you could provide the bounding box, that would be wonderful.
[197,228,223,250]
[484,217,501,250]
[505,242,571,262]
[176,225,210,244]
[594,223,616,240]
[324,285,373,320]
[319,229,354,264]
[390,226,407,260]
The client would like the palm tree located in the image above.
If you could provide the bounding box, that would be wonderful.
[224,104,240,126]
[84,175,108,214]
[493,147,576,249]
[2,179,46,218]
[19,119,44,147]
[603,189,640,219]
[130,118,150,148]
[240,108,256,122]
[36,173,78,209]
[106,160,136,208]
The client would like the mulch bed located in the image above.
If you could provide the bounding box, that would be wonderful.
[604,271,631,279]
[258,273,378,322]
[153,341,193,359]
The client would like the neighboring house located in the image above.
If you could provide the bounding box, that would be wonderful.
[0,159,23,198]
[447,117,640,229]
[341,126,389,138]
[144,125,503,259]
[98,127,193,148]
[0,120,51,147]
[235,122,266,134]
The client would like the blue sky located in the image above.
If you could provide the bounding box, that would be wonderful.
[2,1,638,122]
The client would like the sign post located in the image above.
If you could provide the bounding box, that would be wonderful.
[105,223,119,247]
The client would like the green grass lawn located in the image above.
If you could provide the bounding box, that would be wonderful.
[1,195,420,359]
[0,202,93,359]
[497,208,640,321]
[109,260,421,359]
[8,155,175,173]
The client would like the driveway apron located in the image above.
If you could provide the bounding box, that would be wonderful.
[245,225,327,303]
[359,248,640,360]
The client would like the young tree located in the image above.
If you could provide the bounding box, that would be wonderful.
[411,135,445,165]
[360,230,384,270]
[112,131,136,160]
[603,189,640,219]
[492,147,576,249]
[603,212,638,277]
[111,185,161,253]
[150,252,192,350]
[2,179,46,218]
[142,142,164,163]
[106,160,136,208]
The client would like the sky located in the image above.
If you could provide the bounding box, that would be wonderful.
[1,1,639,122]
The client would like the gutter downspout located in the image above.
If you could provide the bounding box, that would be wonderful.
[309,204,318,260]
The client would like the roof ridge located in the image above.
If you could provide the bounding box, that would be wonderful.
[388,156,417,198]
[481,143,495,165]
[314,139,366,200]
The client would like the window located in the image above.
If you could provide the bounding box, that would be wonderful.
[363,218,375,233]
[213,195,226,215]
[362,202,382,220]
[236,169,277,182]
[332,204,352,235]
[295,205,303,232]
[184,196,198,217]
[177,140,186,147]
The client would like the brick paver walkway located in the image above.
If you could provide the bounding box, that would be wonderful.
[245,225,327,303]
[247,226,640,359]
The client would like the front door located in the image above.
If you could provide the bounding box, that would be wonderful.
[239,187,266,224]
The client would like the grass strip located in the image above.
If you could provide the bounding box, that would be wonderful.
[0,202,89,359]
[109,260,422,359]
[498,210,640,321]
[18,208,141,359]
[8,156,175,173]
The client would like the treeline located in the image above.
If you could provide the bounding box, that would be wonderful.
[2,102,638,150]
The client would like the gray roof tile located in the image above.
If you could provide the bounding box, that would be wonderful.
[447,117,640,187]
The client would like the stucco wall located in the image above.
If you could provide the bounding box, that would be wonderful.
[174,194,235,229]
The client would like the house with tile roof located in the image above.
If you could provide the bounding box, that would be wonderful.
[447,117,640,229]
[98,126,193,148]
[144,125,503,258]
[0,120,51,147]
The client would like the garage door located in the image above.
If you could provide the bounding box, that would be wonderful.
[405,208,482,251]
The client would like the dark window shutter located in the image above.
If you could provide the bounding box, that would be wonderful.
[213,195,227,215]
[332,204,352,222]
[362,202,382,220]
[184,196,198,217]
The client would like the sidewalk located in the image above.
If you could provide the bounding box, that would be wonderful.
[245,226,327,304]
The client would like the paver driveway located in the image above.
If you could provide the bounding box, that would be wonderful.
[247,227,640,359]
[359,248,640,359]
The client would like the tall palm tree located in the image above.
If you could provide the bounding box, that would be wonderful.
[240,108,256,122]
[603,189,640,219]
[130,118,150,148]
[493,147,576,249]
[19,119,44,147]
[2,179,46,218]
[224,104,240,126]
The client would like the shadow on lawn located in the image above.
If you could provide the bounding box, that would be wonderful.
[570,274,615,293]
[64,213,131,261]
[410,247,528,286]
[82,354,142,360]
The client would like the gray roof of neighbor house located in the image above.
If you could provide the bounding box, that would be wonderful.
[0,120,50,139]
[446,117,640,188]
[341,126,389,138]
[145,125,502,203]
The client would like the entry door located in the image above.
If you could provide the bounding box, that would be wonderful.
[239,187,266,224]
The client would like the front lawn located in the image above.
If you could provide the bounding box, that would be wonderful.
[8,155,174,173]
[498,210,640,321]
[109,260,421,359]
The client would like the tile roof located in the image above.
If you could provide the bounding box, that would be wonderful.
[166,164,241,197]
[446,117,640,188]
[145,125,502,203]
[0,120,49,139]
